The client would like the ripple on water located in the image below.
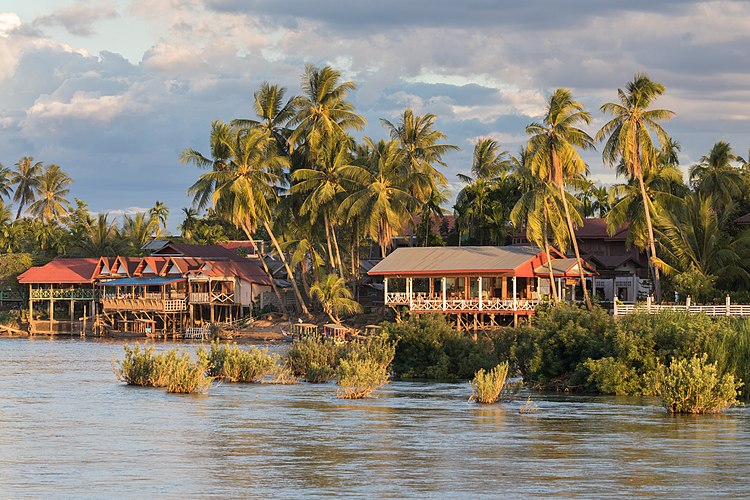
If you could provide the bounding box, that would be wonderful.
[1,337,750,498]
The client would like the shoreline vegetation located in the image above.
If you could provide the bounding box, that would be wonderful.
[110,304,747,413]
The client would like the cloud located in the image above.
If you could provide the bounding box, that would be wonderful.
[34,3,119,37]
[0,12,21,37]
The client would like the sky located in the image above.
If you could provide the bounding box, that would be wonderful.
[0,0,748,233]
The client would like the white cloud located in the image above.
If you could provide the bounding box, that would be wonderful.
[27,91,133,122]
[0,12,21,37]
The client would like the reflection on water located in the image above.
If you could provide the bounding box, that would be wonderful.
[1,337,749,497]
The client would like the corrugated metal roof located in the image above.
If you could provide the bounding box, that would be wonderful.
[18,258,99,284]
[367,246,544,276]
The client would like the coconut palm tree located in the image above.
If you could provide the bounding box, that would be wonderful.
[596,73,675,301]
[509,155,568,303]
[340,138,415,258]
[381,108,458,202]
[689,141,744,213]
[179,208,199,240]
[72,213,122,257]
[656,193,750,286]
[232,82,298,153]
[182,120,233,211]
[149,201,170,237]
[10,156,43,219]
[290,135,369,278]
[122,212,157,254]
[288,64,366,154]
[28,164,72,224]
[466,138,512,181]
[310,273,363,324]
[0,164,12,201]
[184,125,310,317]
[526,88,595,309]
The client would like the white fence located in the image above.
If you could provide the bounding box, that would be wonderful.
[614,296,750,317]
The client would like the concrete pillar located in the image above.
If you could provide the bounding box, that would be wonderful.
[512,276,517,311]
[478,277,483,310]
[442,277,447,311]
[408,277,413,309]
[384,278,389,303]
[726,295,731,316]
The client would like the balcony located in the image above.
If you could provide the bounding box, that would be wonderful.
[189,292,235,304]
[102,298,187,312]
[385,293,539,313]
[30,288,99,300]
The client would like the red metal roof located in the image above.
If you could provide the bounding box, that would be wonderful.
[18,258,99,284]
[191,260,271,285]
[152,243,239,259]
[219,241,257,255]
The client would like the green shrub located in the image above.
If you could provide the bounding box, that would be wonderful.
[201,341,279,383]
[470,362,509,404]
[383,315,498,380]
[114,344,212,394]
[286,336,348,382]
[163,350,212,394]
[584,357,639,396]
[114,343,157,386]
[708,318,750,400]
[650,354,742,414]
[509,303,617,390]
[336,355,390,399]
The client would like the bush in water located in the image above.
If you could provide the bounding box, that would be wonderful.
[470,362,509,404]
[285,336,348,382]
[336,335,396,399]
[650,354,741,414]
[114,344,212,394]
[200,341,279,383]
[114,343,157,386]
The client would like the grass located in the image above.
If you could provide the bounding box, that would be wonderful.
[114,343,212,394]
[470,362,509,404]
[200,341,279,383]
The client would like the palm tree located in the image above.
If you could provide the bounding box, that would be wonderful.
[510,153,568,303]
[149,201,170,237]
[656,193,750,286]
[122,212,157,254]
[183,125,310,317]
[596,73,675,301]
[10,156,43,219]
[607,159,684,254]
[0,201,12,251]
[526,88,595,309]
[179,208,199,240]
[417,187,447,246]
[72,213,122,257]
[340,138,415,258]
[381,108,458,202]
[232,82,298,153]
[467,138,512,181]
[182,120,233,211]
[0,164,12,201]
[310,273,363,324]
[689,141,744,213]
[291,135,369,278]
[28,164,72,224]
[288,64,366,154]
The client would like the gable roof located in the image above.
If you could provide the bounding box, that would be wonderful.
[368,246,546,276]
[152,243,241,259]
[189,259,271,285]
[573,218,628,241]
[534,258,595,277]
[18,258,99,284]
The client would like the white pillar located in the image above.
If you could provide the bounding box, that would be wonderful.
[478,277,483,311]
[726,295,731,316]
[408,277,413,309]
[442,277,446,311]
[537,277,541,301]
[685,295,691,309]
[512,276,517,311]
[384,277,389,304]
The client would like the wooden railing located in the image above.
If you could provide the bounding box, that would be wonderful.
[189,292,235,304]
[102,298,187,312]
[393,296,539,313]
[30,288,98,300]
[190,292,210,303]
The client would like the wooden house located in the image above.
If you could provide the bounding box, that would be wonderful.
[367,245,591,329]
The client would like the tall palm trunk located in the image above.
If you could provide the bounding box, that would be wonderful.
[330,219,345,279]
[262,220,311,318]
[543,204,560,303]
[241,224,289,316]
[323,211,336,272]
[558,182,592,309]
[634,154,661,302]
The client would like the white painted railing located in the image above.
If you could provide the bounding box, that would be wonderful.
[385,292,409,304]
[405,298,539,312]
[614,302,750,317]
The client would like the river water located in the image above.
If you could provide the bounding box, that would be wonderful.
[1,337,749,498]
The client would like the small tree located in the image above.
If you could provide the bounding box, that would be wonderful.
[310,273,362,323]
